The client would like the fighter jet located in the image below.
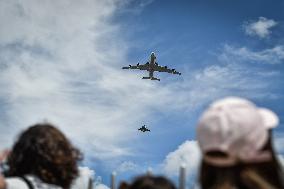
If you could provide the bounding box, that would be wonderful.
[138,125,150,132]
[122,52,181,81]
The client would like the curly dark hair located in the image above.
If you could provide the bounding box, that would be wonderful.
[6,123,82,189]
[119,175,176,189]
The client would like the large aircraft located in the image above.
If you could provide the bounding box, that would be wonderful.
[138,125,150,132]
[122,52,181,81]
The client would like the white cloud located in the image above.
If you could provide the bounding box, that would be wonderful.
[139,0,155,8]
[94,176,110,189]
[95,184,110,189]
[163,62,278,114]
[0,0,200,163]
[243,17,277,38]
[116,161,139,173]
[72,167,95,189]
[70,166,110,189]
[162,141,201,177]
[220,44,284,64]
[0,0,167,160]
[117,0,155,15]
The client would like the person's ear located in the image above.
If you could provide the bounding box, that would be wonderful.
[0,150,10,162]
[119,181,130,189]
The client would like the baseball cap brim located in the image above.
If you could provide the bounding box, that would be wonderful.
[258,108,279,129]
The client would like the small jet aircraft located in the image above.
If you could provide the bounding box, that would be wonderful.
[138,125,150,132]
[122,52,181,81]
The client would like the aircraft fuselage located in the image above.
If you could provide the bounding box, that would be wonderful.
[148,52,156,77]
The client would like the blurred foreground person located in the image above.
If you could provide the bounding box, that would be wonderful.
[119,175,176,189]
[196,97,284,189]
[0,123,87,189]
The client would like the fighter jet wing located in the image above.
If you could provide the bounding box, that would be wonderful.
[122,63,150,71]
[152,64,181,75]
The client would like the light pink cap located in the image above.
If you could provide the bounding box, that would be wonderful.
[197,97,279,166]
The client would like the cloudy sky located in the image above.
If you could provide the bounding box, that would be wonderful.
[0,0,284,188]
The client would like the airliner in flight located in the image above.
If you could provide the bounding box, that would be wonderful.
[122,52,181,81]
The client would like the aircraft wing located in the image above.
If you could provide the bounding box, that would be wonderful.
[153,65,181,75]
[122,63,150,71]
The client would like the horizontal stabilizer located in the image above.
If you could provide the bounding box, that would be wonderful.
[151,77,160,81]
[142,77,160,81]
[142,77,151,79]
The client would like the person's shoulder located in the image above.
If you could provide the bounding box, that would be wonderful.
[5,177,29,189]
[25,175,62,189]
[6,175,62,189]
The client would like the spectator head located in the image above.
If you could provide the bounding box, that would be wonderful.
[196,97,284,189]
[119,175,176,189]
[6,123,82,189]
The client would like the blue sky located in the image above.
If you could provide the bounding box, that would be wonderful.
[0,0,284,188]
